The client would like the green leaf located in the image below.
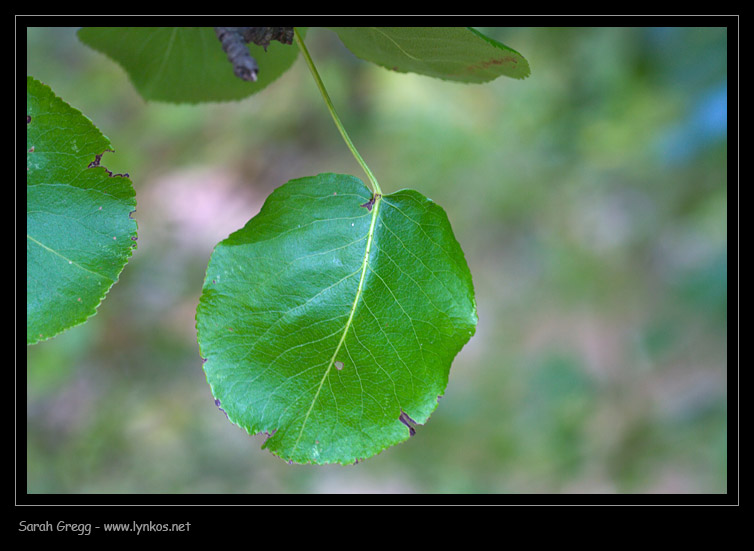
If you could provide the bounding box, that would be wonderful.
[196,174,477,464]
[77,27,305,104]
[330,27,530,82]
[27,76,137,345]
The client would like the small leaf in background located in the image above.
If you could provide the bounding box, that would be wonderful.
[331,27,530,82]
[27,76,137,345]
[196,173,477,464]
[77,27,305,104]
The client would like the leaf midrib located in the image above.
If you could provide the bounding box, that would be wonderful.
[370,27,422,62]
[27,233,112,282]
[290,194,382,457]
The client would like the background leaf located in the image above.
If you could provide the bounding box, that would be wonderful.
[330,27,530,82]
[27,76,137,345]
[76,27,305,104]
[196,173,477,464]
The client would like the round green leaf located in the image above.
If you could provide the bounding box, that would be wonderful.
[331,27,530,82]
[77,27,305,104]
[196,173,477,464]
[27,76,137,345]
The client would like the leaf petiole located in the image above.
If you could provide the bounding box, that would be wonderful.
[293,28,383,196]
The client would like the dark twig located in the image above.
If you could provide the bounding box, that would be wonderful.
[238,27,294,50]
[214,27,294,83]
[214,27,258,82]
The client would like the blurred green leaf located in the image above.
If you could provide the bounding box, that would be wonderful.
[196,173,477,464]
[330,27,530,82]
[27,76,137,345]
[76,27,305,103]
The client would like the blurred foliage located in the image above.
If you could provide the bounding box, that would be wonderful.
[25,26,728,494]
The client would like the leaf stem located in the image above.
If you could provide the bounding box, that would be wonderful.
[294,28,382,196]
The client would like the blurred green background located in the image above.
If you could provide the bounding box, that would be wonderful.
[26,26,728,494]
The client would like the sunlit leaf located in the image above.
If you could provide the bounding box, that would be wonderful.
[196,173,476,464]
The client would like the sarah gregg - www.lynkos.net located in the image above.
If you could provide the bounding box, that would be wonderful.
[19,520,191,535]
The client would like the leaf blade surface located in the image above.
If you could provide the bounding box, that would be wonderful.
[331,27,530,82]
[26,76,137,345]
[77,27,303,103]
[196,173,476,464]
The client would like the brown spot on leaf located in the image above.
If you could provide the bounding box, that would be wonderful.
[399,410,417,436]
[360,194,381,211]
[214,398,229,419]
[465,56,519,74]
